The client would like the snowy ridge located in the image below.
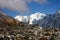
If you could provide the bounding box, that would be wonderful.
[14,15,29,23]
[29,12,46,24]
[14,12,46,24]
[14,11,60,28]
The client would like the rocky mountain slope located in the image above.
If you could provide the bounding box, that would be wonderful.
[0,12,43,40]
[37,11,60,28]
[0,12,20,26]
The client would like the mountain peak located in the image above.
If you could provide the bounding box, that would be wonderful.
[30,12,46,19]
[14,12,46,24]
[31,12,46,16]
[57,10,60,13]
[55,10,60,17]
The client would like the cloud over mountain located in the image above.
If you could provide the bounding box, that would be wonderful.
[0,0,48,12]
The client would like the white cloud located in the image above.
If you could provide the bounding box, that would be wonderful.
[0,0,48,13]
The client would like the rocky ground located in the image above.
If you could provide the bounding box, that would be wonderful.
[0,22,60,40]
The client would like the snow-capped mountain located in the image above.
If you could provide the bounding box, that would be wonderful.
[29,12,46,24]
[14,12,46,24]
[14,15,29,23]
[14,10,60,28]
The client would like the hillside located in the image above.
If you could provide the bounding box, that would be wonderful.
[0,12,41,40]
[0,12,60,40]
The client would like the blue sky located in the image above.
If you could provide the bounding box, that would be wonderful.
[0,0,60,17]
